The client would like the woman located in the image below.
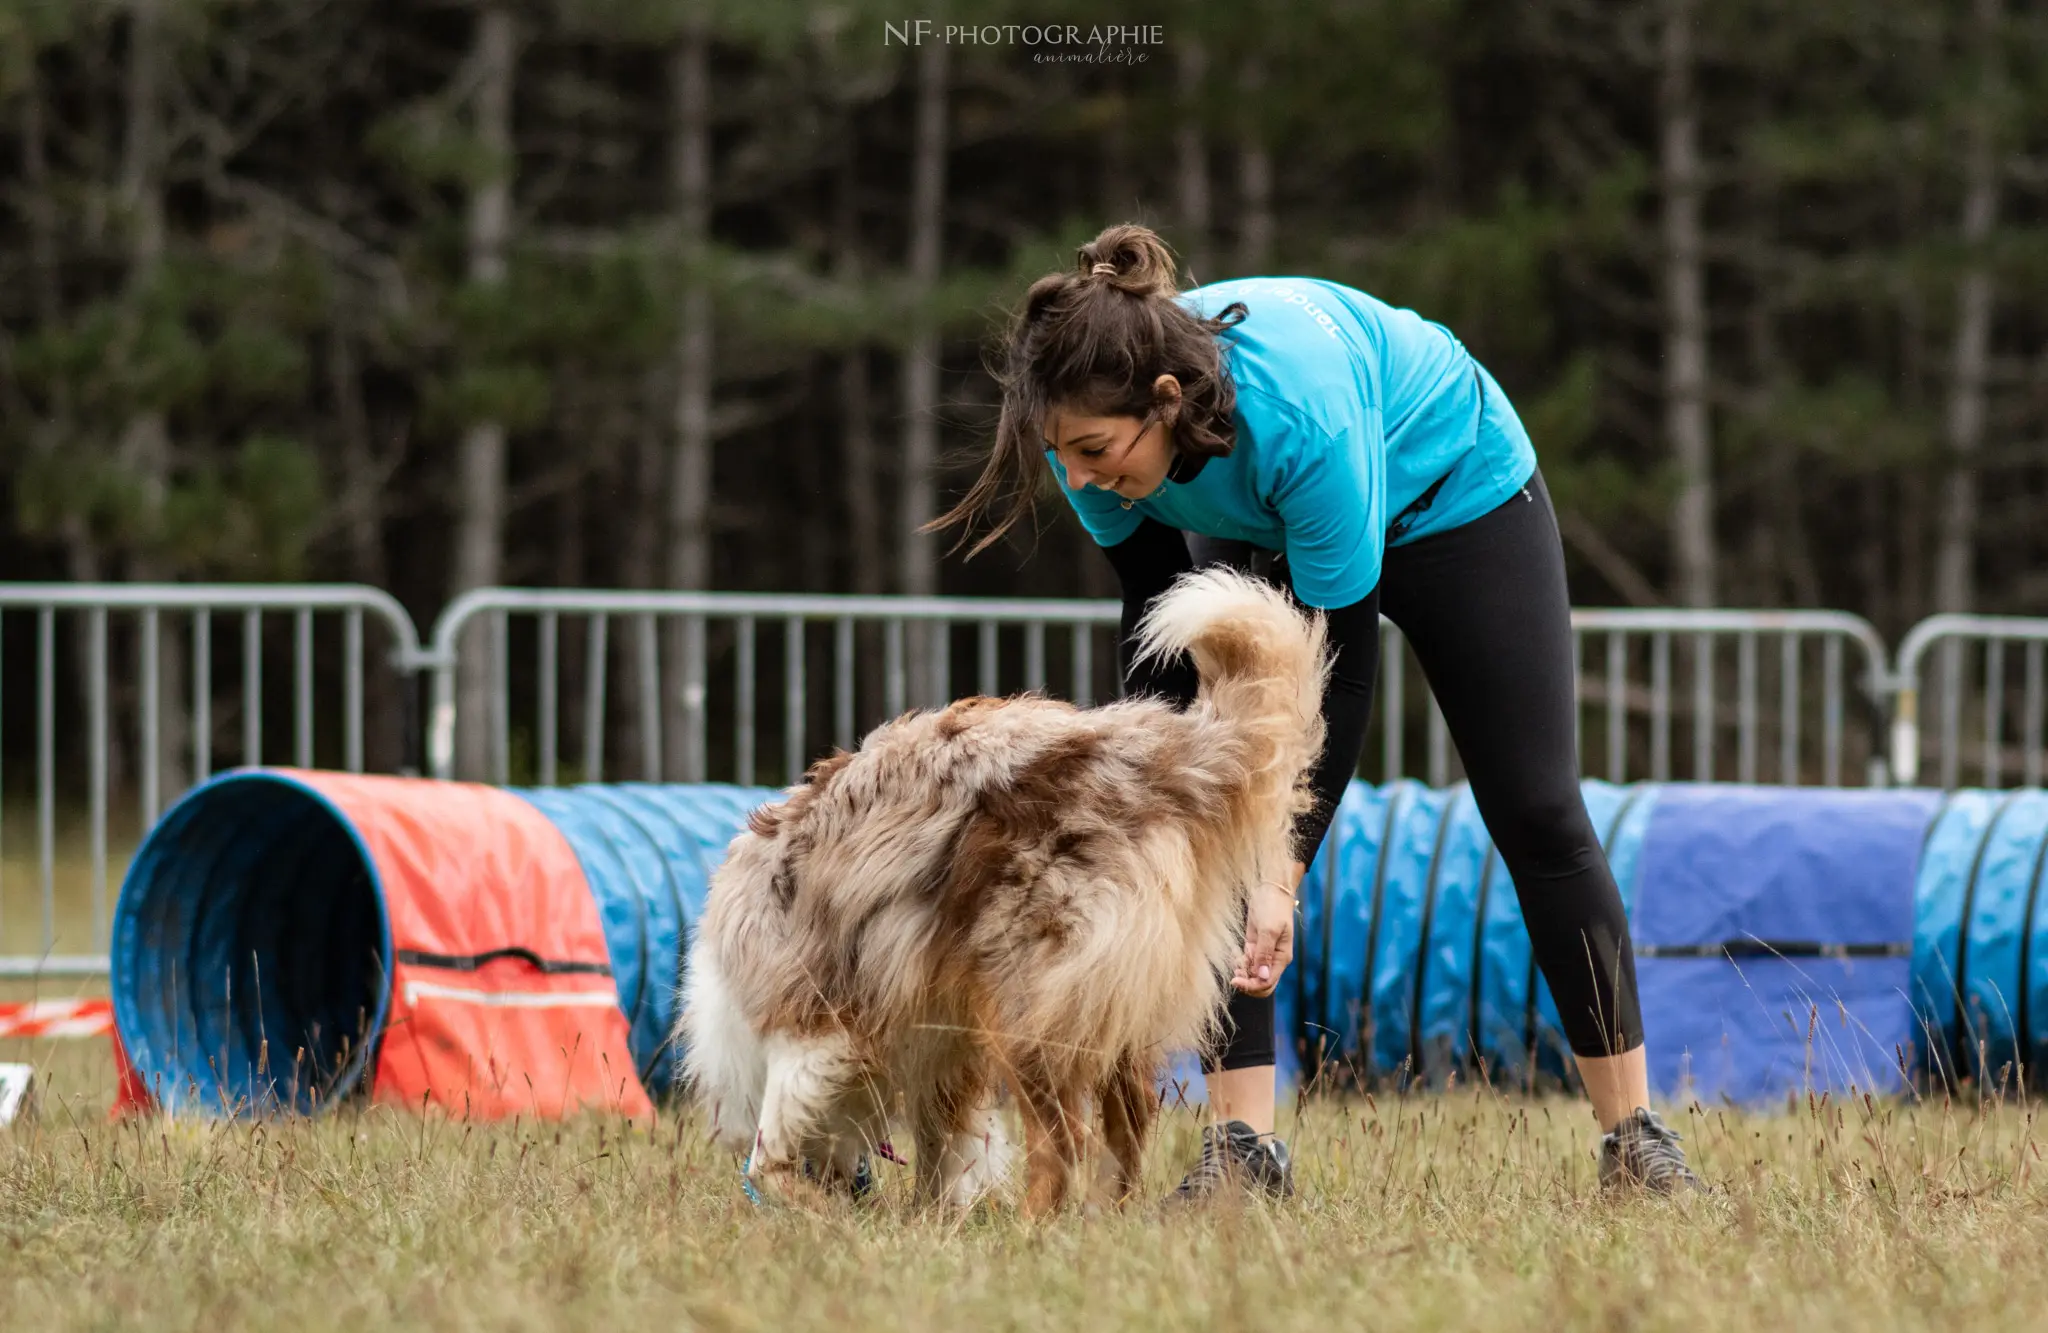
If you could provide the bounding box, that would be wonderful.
[931,224,1701,1201]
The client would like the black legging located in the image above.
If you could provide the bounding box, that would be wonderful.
[1107,468,1644,1073]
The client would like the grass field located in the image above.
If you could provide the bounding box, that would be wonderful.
[5,1027,2048,1333]
[0,807,138,961]
[5,833,2044,1331]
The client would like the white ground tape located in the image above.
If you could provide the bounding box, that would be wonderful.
[0,1063,33,1126]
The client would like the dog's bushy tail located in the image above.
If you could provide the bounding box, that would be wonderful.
[1130,566,1330,823]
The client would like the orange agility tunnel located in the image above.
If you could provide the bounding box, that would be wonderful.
[110,769,767,1119]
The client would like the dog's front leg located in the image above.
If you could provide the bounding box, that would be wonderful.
[1015,1072,1082,1219]
[1096,1054,1155,1207]
[912,1102,1012,1211]
[910,1064,1004,1211]
[749,1030,859,1204]
[944,1104,1014,1210]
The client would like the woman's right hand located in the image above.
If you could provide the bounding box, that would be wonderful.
[1232,864,1303,997]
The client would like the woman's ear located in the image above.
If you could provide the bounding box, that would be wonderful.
[1152,373,1184,425]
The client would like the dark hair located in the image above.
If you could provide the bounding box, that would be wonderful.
[927,223,1247,558]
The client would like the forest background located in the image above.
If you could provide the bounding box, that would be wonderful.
[3,0,2046,784]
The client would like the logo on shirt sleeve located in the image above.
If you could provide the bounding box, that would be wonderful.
[1260,282,1342,342]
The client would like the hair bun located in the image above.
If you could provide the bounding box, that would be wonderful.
[1076,225,1181,297]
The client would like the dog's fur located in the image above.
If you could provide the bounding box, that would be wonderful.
[678,568,1328,1214]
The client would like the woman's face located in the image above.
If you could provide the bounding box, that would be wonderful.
[1044,380,1179,503]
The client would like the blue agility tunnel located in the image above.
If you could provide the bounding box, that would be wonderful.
[1281,781,1944,1103]
[113,769,2048,1116]
[112,771,771,1116]
[514,783,767,1092]
[1282,779,1661,1092]
[1626,785,1936,1102]
[602,777,2032,1104]
[1276,780,2048,1104]
[1911,790,2048,1089]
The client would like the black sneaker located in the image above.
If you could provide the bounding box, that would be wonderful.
[1170,1119,1294,1204]
[1599,1107,1705,1194]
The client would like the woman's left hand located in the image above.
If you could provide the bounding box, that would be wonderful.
[1232,861,1305,997]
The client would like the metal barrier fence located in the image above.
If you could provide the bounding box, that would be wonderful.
[1892,615,2048,789]
[1,579,2043,982]
[423,589,1470,789]
[0,586,424,978]
[426,592,1899,792]
[1567,610,1894,789]
[423,589,1126,786]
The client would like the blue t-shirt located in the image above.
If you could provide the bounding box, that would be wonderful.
[1049,277,1538,608]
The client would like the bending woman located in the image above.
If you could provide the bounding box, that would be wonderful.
[931,224,1702,1200]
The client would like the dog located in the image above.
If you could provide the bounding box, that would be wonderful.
[678,567,1328,1214]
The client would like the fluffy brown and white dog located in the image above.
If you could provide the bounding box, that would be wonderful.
[678,567,1327,1214]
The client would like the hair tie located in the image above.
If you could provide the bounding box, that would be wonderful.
[1090,262,1117,276]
